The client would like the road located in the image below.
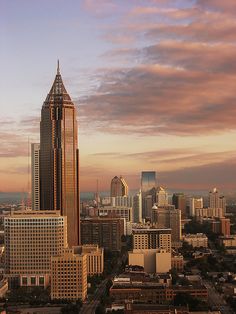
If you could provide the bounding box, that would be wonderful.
[204,280,234,314]
[80,279,108,314]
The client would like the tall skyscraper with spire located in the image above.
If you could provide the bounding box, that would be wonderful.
[40,62,79,246]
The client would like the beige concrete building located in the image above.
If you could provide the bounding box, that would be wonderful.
[128,249,171,273]
[74,245,104,276]
[4,210,67,287]
[132,228,171,252]
[183,233,208,248]
[51,248,87,301]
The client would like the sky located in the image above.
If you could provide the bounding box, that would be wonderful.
[0,0,236,194]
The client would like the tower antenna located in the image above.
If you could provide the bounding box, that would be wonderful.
[57,59,60,74]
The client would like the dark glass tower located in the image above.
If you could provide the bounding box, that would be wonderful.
[40,62,79,246]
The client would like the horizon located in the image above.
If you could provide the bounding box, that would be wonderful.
[1,0,236,193]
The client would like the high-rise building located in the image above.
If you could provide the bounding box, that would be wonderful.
[209,188,226,215]
[189,197,203,216]
[31,143,40,210]
[51,248,87,301]
[141,171,157,219]
[141,171,157,193]
[81,217,125,251]
[152,207,182,246]
[4,210,67,288]
[156,187,168,207]
[40,63,79,247]
[132,228,171,252]
[133,190,142,223]
[110,176,128,197]
[172,193,187,217]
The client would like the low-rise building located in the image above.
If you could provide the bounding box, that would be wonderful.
[110,274,208,304]
[183,233,208,248]
[51,248,87,301]
[171,254,184,272]
[128,249,171,273]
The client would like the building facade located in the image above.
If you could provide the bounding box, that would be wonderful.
[81,217,125,251]
[74,245,104,276]
[110,176,128,197]
[4,210,67,287]
[183,233,208,248]
[132,228,171,252]
[152,207,182,246]
[51,248,87,301]
[128,249,171,273]
[31,143,40,210]
[141,171,157,219]
[40,63,79,247]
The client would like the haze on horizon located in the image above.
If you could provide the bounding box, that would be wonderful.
[1,0,236,193]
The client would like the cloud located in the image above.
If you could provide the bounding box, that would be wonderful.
[79,64,236,136]
[197,0,236,13]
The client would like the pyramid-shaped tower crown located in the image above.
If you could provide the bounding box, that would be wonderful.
[44,61,72,103]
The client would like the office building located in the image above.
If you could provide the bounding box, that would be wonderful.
[31,143,40,210]
[98,206,133,222]
[209,188,226,216]
[51,248,87,301]
[111,195,133,207]
[156,187,168,207]
[132,228,171,252]
[81,217,125,251]
[183,233,208,248]
[172,193,187,217]
[133,191,142,223]
[220,217,231,236]
[152,207,182,246]
[111,176,128,197]
[128,249,171,273]
[195,207,224,219]
[75,245,104,276]
[40,63,79,247]
[4,210,67,288]
[189,197,203,216]
[141,171,157,219]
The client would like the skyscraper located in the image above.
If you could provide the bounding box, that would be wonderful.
[40,62,79,246]
[209,188,226,215]
[31,143,40,210]
[110,175,128,197]
[141,171,157,219]
[172,193,187,217]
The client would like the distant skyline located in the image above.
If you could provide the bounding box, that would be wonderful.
[1,0,236,193]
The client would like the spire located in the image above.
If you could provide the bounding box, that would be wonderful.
[57,59,60,75]
[44,61,72,103]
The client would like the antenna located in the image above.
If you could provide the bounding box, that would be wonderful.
[57,59,60,74]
